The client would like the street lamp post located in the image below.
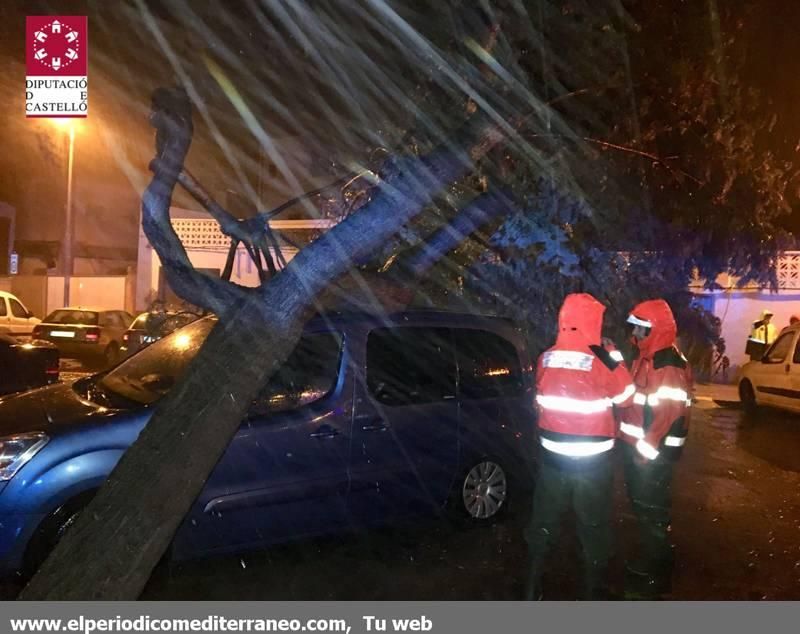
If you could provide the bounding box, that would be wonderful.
[50,120,78,306]
[63,124,75,307]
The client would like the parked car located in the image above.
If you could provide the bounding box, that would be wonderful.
[32,308,134,369]
[0,334,59,396]
[121,310,202,357]
[0,291,40,338]
[739,323,800,414]
[0,310,534,577]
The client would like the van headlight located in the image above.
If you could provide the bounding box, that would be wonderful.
[0,432,48,481]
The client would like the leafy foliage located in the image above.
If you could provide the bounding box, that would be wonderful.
[392,0,793,365]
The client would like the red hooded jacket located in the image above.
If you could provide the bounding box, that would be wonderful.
[535,293,634,458]
[620,299,693,460]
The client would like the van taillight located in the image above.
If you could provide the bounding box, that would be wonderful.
[85,328,100,342]
[122,332,129,342]
[32,326,43,338]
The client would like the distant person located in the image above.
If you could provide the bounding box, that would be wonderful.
[747,309,776,360]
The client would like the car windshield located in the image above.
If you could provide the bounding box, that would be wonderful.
[43,310,99,325]
[98,317,216,405]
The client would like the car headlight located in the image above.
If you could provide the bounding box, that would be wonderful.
[0,432,48,481]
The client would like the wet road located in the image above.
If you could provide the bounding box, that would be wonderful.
[58,358,93,386]
[138,398,800,600]
[668,399,800,599]
[3,390,800,600]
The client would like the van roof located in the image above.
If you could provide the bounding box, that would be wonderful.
[306,309,520,333]
[314,307,512,321]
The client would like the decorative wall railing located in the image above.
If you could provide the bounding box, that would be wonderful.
[776,252,800,289]
[169,218,337,252]
[690,251,800,291]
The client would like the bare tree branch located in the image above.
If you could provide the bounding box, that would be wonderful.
[523,130,704,185]
[262,175,356,220]
[141,87,248,314]
[580,136,704,185]
[176,169,249,239]
[178,171,283,277]
[271,117,517,305]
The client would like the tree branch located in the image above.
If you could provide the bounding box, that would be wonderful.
[317,190,515,313]
[580,136,704,185]
[141,87,248,314]
[393,188,516,278]
[270,117,518,306]
[523,130,704,185]
[176,169,250,240]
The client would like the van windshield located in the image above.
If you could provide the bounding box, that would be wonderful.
[96,318,342,409]
[98,317,215,405]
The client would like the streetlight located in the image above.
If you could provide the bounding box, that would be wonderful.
[50,119,79,307]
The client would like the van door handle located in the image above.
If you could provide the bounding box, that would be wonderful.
[310,424,340,439]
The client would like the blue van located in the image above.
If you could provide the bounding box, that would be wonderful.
[0,311,534,576]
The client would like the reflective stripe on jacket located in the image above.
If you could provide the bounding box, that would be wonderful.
[620,300,693,460]
[619,353,692,460]
[536,294,634,458]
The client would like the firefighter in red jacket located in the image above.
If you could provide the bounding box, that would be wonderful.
[525,293,634,600]
[619,299,693,599]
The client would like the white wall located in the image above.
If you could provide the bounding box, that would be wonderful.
[47,280,63,314]
[0,203,14,267]
[700,289,800,379]
[134,208,306,311]
[46,276,127,314]
[139,245,299,312]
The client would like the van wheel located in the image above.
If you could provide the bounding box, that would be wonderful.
[739,380,759,415]
[451,459,509,523]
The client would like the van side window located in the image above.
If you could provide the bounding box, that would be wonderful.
[454,329,524,399]
[367,327,457,406]
[9,299,28,318]
[0,299,6,317]
[763,332,794,364]
[251,332,343,415]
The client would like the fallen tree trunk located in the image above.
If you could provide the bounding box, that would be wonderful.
[395,188,514,279]
[21,88,515,600]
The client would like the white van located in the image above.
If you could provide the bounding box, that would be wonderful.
[739,323,800,414]
[0,291,40,337]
